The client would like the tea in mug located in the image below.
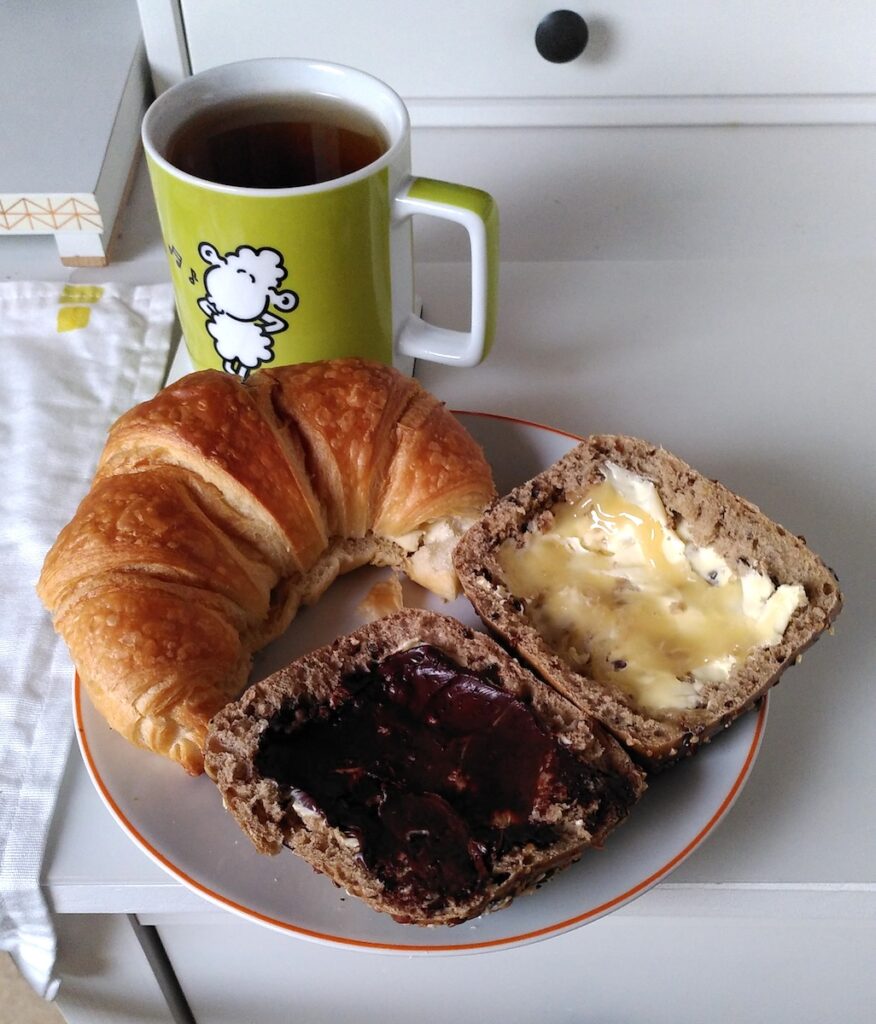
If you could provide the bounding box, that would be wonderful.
[166,94,388,189]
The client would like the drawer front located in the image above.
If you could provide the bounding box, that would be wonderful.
[180,0,876,100]
[152,914,876,1024]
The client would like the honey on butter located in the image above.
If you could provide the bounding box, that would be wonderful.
[497,463,806,713]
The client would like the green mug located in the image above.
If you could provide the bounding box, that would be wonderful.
[142,58,498,377]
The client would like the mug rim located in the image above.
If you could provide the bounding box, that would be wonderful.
[142,57,410,197]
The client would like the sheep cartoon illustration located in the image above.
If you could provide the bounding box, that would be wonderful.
[196,243,299,378]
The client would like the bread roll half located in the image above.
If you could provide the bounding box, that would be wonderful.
[205,610,645,926]
[454,435,842,768]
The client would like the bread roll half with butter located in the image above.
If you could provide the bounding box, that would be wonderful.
[454,435,842,769]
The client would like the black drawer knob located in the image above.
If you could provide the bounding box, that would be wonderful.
[535,10,589,63]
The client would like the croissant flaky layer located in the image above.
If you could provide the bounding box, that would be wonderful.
[38,359,495,773]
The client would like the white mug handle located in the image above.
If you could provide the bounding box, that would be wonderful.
[392,176,499,367]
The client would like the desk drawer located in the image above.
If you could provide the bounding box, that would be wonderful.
[151,913,875,1023]
[180,0,876,100]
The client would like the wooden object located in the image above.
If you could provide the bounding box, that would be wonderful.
[0,0,150,266]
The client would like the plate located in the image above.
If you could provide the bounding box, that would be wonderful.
[74,412,767,954]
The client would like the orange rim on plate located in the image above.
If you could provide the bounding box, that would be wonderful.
[72,411,770,953]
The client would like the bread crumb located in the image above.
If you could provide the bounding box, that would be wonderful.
[357,574,404,623]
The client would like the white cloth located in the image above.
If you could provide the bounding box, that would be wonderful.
[0,282,175,997]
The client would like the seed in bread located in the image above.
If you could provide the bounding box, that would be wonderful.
[205,609,645,926]
[453,435,842,769]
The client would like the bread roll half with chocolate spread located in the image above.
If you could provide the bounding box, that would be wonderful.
[205,609,645,926]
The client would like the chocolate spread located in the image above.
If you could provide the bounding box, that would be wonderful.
[255,645,615,908]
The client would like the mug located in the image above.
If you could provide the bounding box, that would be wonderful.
[141,58,498,377]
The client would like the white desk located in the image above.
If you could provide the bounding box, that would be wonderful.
[16,159,876,1021]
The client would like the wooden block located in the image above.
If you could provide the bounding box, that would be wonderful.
[0,1,150,266]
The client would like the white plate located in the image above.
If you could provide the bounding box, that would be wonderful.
[75,412,767,954]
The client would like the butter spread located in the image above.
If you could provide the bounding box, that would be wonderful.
[390,514,477,556]
[498,463,806,713]
[389,514,478,599]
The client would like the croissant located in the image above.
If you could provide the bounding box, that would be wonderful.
[38,359,495,774]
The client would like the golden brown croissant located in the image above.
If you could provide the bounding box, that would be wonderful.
[38,359,495,774]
